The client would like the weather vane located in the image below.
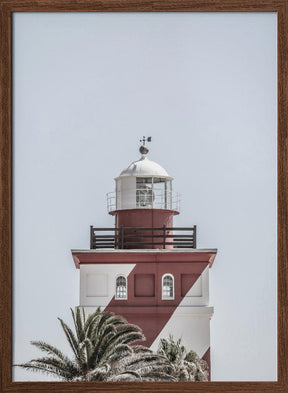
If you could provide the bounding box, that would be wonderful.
[139,136,152,156]
[140,136,152,146]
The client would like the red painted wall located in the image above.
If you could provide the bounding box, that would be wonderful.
[202,347,211,381]
[107,261,208,307]
[72,250,216,268]
[110,208,179,249]
[105,260,208,346]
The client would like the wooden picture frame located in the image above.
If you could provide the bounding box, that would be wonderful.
[0,1,287,392]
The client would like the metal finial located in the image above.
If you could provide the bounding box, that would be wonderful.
[139,136,152,156]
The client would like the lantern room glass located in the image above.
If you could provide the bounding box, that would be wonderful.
[136,177,172,209]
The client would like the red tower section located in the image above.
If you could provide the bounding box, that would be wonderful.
[110,208,178,249]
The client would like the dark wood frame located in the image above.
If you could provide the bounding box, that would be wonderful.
[1,1,287,392]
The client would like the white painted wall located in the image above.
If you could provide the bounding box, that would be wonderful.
[79,264,135,306]
[181,266,210,306]
[150,306,213,357]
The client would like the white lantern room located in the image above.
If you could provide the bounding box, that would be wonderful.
[107,140,180,213]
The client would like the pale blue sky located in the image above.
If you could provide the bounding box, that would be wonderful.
[13,12,277,381]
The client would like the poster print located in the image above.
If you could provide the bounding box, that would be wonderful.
[12,11,276,383]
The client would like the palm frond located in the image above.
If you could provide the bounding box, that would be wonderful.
[84,310,102,338]
[16,362,68,379]
[88,363,111,381]
[81,307,86,325]
[141,372,176,382]
[30,341,78,373]
[157,334,209,382]
[71,308,85,343]
[132,345,153,354]
[107,370,141,382]
[17,357,78,380]
[57,317,80,362]
[100,343,133,365]
[30,341,66,360]
[107,324,144,347]
[81,338,94,369]
[89,325,117,366]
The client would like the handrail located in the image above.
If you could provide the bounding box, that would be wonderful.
[90,225,197,249]
[106,190,180,212]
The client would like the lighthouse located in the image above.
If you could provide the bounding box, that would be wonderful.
[72,138,217,373]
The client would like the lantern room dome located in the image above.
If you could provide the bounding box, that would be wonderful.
[116,156,172,180]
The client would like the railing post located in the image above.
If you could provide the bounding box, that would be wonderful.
[114,227,117,249]
[121,226,124,249]
[163,225,166,249]
[164,181,167,209]
[106,193,109,213]
[193,225,197,248]
[90,225,94,249]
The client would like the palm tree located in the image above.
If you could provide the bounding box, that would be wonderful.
[107,345,175,382]
[157,334,209,381]
[17,308,174,382]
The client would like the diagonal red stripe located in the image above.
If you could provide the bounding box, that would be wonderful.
[104,261,208,347]
[202,347,211,380]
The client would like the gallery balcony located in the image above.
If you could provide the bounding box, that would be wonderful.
[89,225,197,250]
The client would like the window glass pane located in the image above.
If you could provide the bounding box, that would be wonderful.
[136,177,153,207]
[153,177,166,183]
[136,177,153,184]
[162,275,174,298]
[116,276,127,299]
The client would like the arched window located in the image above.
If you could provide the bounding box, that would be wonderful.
[115,275,127,299]
[162,274,174,300]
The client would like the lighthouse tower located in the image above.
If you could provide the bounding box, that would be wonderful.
[72,138,217,373]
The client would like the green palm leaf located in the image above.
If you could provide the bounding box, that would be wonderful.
[17,357,78,380]
[57,317,80,362]
[17,362,69,379]
[71,308,85,343]
[157,335,209,382]
[30,341,67,360]
[107,370,141,382]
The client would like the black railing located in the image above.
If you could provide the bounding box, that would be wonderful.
[90,226,197,249]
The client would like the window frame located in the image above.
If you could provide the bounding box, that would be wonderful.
[161,273,175,300]
[115,274,128,300]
